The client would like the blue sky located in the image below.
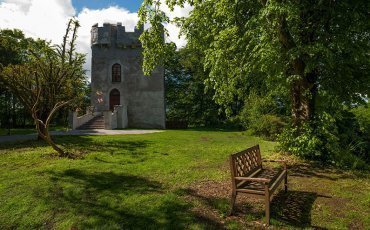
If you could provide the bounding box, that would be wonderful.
[72,0,142,13]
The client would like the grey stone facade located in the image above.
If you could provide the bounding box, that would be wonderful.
[90,23,165,129]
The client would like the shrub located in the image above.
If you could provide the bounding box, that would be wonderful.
[240,92,287,140]
[278,111,369,169]
[248,114,286,140]
[336,109,370,164]
[278,113,340,161]
[351,102,370,134]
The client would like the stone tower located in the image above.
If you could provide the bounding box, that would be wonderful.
[90,23,165,129]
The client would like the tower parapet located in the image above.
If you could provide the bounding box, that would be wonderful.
[91,22,143,47]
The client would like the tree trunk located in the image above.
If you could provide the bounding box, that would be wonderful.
[37,112,48,140]
[35,119,68,157]
[277,16,317,127]
[290,61,317,126]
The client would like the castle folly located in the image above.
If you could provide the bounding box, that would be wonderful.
[70,23,165,130]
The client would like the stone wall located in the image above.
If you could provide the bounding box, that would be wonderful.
[90,23,165,129]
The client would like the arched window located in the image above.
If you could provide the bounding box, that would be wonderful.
[112,63,121,82]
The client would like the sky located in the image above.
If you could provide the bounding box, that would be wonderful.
[0,0,192,79]
[73,0,141,13]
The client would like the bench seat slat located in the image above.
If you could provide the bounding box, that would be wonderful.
[235,188,265,195]
[269,170,287,195]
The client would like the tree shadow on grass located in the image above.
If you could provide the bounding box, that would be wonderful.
[43,169,220,229]
[0,139,48,152]
[289,162,369,180]
[54,135,153,157]
[175,181,329,228]
[0,135,152,160]
[0,135,152,158]
[176,127,239,132]
[271,190,322,227]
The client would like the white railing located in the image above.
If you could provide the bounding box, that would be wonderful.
[69,105,128,130]
[70,107,101,130]
[103,105,128,130]
[104,109,117,130]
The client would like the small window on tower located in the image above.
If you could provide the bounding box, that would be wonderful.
[112,63,121,82]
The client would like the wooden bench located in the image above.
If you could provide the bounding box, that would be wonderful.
[229,145,288,225]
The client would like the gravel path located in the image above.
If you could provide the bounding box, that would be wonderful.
[0,129,163,143]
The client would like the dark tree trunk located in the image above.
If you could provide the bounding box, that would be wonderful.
[290,68,317,126]
[290,59,317,126]
[278,16,317,127]
[35,119,68,157]
[37,112,49,140]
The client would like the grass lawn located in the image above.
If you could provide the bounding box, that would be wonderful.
[0,129,369,229]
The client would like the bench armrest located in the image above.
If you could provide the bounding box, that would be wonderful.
[262,159,287,170]
[262,159,286,163]
[234,176,271,184]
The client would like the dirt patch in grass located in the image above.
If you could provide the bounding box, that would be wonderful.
[200,136,212,142]
[348,219,366,230]
[181,162,369,229]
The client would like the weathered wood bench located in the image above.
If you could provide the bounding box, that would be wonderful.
[229,145,288,225]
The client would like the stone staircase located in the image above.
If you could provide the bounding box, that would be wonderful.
[77,115,105,129]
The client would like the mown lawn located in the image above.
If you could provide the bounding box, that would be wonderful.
[0,129,368,229]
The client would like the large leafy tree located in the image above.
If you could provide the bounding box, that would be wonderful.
[0,19,86,157]
[138,0,370,127]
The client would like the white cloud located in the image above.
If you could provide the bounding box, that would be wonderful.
[159,1,193,48]
[0,0,75,43]
[0,0,192,79]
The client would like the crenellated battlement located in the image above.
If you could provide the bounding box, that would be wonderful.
[91,22,143,47]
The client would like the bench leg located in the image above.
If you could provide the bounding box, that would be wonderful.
[284,172,288,193]
[229,191,237,215]
[265,187,270,226]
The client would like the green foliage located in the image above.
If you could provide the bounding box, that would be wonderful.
[278,113,340,161]
[0,29,31,66]
[0,29,34,128]
[239,92,287,140]
[352,102,370,135]
[250,114,286,141]
[139,0,370,107]
[349,103,370,163]
[165,47,225,126]
[279,111,369,169]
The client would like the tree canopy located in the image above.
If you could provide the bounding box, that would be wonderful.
[139,0,370,123]
[165,46,227,127]
[0,29,34,129]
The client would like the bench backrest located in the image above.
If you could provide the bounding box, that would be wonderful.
[230,145,262,178]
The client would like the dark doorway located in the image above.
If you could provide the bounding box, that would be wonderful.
[109,89,120,111]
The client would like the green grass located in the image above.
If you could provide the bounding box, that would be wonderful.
[0,129,368,229]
